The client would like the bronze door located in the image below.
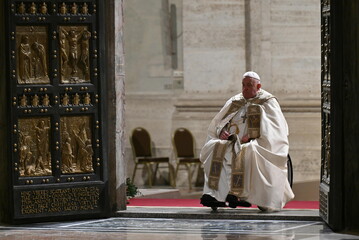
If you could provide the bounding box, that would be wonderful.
[320,0,345,231]
[320,0,359,232]
[5,0,108,222]
[320,0,332,227]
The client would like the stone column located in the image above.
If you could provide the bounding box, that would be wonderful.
[114,0,127,211]
[105,0,127,212]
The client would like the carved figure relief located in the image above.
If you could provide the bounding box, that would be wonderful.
[19,133,33,176]
[20,94,27,107]
[35,120,51,173]
[84,93,91,105]
[18,2,26,14]
[32,41,48,79]
[57,2,91,15]
[60,116,94,174]
[40,2,48,14]
[73,93,80,105]
[61,135,74,173]
[71,3,78,14]
[18,117,52,176]
[61,93,70,105]
[81,3,89,14]
[32,94,39,106]
[18,93,51,107]
[18,35,31,82]
[42,94,50,106]
[16,2,50,15]
[58,93,93,106]
[79,30,91,79]
[29,2,37,14]
[59,26,91,83]
[16,26,50,84]
[60,2,67,14]
[59,30,68,76]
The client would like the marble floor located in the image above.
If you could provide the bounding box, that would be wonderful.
[0,216,358,240]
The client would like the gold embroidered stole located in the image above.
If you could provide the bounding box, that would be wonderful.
[208,141,229,190]
[207,91,275,195]
[222,99,246,120]
[229,146,246,197]
[247,105,261,139]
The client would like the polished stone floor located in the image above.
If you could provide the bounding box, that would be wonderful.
[0,216,358,240]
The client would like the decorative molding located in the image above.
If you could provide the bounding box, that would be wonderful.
[174,97,321,113]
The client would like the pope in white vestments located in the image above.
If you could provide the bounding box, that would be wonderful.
[200,71,294,211]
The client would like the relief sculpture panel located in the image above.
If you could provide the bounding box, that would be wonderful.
[16,26,49,85]
[59,26,91,83]
[18,117,52,176]
[60,116,94,174]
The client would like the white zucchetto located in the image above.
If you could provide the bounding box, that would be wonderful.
[243,71,260,80]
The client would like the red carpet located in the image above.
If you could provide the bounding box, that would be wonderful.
[128,198,319,209]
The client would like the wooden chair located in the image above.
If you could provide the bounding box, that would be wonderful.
[172,128,202,190]
[130,127,172,187]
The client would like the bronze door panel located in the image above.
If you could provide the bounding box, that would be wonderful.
[18,117,52,177]
[60,116,94,174]
[59,25,91,83]
[16,26,50,85]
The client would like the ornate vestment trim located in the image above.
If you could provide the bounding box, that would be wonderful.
[208,141,229,190]
[222,99,245,120]
[247,105,261,139]
[229,146,246,197]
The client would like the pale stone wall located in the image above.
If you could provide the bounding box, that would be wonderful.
[247,0,321,189]
[248,0,321,99]
[123,0,321,200]
[124,0,185,186]
[183,0,246,93]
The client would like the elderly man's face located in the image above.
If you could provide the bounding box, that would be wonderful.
[242,77,261,99]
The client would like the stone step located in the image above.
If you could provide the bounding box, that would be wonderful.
[117,207,321,221]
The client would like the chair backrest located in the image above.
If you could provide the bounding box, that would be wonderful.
[130,127,152,157]
[173,128,195,158]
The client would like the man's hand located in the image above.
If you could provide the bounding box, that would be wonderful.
[241,134,250,143]
[219,130,231,140]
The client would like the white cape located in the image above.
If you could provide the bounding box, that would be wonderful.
[200,89,294,210]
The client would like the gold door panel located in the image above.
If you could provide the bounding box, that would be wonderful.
[59,26,91,84]
[60,116,94,174]
[18,117,52,177]
[16,26,50,85]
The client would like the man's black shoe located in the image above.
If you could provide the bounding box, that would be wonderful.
[200,194,226,208]
[237,200,251,207]
[226,194,252,208]
[225,194,238,208]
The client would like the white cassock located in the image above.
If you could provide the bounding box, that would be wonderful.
[200,89,294,210]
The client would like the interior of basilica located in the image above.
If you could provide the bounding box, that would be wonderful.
[1,0,359,236]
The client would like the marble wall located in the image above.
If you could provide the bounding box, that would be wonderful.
[123,0,321,200]
[113,0,127,210]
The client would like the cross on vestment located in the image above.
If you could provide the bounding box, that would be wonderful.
[241,114,247,123]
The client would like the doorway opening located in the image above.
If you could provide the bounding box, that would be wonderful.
[122,0,321,209]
